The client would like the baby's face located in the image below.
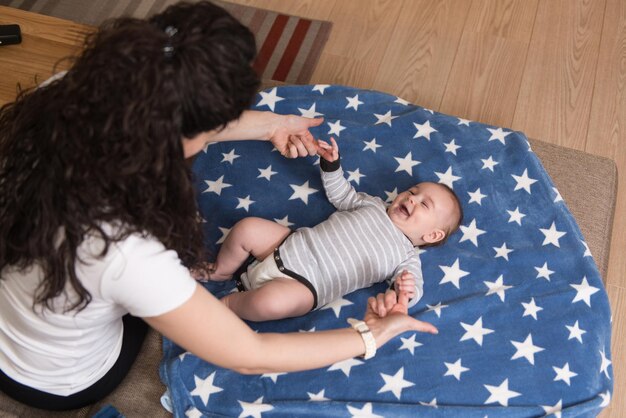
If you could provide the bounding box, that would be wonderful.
[387,182,458,246]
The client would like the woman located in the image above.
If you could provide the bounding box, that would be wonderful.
[0,1,436,411]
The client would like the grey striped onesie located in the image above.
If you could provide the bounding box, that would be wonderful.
[277,159,423,309]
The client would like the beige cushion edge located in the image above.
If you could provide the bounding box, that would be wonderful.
[529,137,618,282]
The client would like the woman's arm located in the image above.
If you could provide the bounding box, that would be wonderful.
[144,284,436,374]
[206,110,323,158]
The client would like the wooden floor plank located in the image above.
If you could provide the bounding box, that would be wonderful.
[585,0,626,292]
[440,0,538,127]
[226,0,337,21]
[512,0,606,150]
[372,0,471,111]
[310,0,403,89]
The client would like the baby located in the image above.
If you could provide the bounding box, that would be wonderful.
[193,138,462,321]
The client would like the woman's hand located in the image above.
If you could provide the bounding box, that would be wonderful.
[317,137,339,162]
[269,114,323,158]
[364,290,438,349]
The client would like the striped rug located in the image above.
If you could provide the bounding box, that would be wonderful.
[0,0,332,84]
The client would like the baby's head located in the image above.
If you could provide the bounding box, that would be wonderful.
[387,182,463,247]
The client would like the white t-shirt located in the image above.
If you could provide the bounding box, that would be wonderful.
[0,230,197,396]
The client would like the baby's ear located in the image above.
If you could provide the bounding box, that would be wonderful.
[423,229,445,244]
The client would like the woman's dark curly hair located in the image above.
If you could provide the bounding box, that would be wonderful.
[0,1,260,312]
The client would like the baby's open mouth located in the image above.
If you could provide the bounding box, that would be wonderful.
[400,204,410,217]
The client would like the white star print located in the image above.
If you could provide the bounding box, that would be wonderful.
[345,95,364,110]
[288,180,318,204]
[600,390,611,408]
[327,120,346,136]
[307,389,329,401]
[553,187,563,202]
[510,334,544,365]
[507,207,526,225]
[374,110,397,126]
[439,258,470,289]
[346,402,383,418]
[539,221,567,247]
[298,103,323,118]
[481,155,499,171]
[435,166,461,188]
[203,175,232,195]
[457,117,471,126]
[190,372,223,406]
[221,149,240,164]
[419,398,438,407]
[328,357,363,377]
[395,96,410,106]
[426,301,448,318]
[541,400,563,418]
[570,276,600,307]
[460,317,494,346]
[257,165,277,181]
[600,347,612,378]
[413,120,437,140]
[484,275,513,301]
[256,87,284,111]
[444,359,469,381]
[512,168,538,194]
[394,152,421,176]
[493,243,513,261]
[378,367,415,399]
[444,139,461,155]
[261,372,286,383]
[320,297,353,317]
[487,127,512,145]
[581,239,592,257]
[236,195,255,211]
[312,84,330,94]
[553,363,577,386]
[273,215,294,228]
[468,188,487,205]
[459,219,486,247]
[398,334,422,355]
[363,138,381,152]
[238,396,274,418]
[522,298,543,320]
[384,187,399,203]
[185,406,203,418]
[484,379,521,406]
[216,226,230,244]
[535,262,555,281]
[347,168,365,184]
[565,320,586,343]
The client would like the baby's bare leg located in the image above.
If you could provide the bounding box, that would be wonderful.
[210,217,291,280]
[222,278,314,321]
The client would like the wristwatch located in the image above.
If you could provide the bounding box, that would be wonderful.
[347,318,377,360]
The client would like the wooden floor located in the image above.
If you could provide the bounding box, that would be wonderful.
[231,0,626,415]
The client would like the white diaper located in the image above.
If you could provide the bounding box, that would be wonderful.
[240,253,295,290]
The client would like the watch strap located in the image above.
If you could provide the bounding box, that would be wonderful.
[347,318,377,360]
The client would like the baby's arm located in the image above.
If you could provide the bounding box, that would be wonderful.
[318,138,378,211]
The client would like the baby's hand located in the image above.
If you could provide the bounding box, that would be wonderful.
[394,270,417,300]
[316,137,339,162]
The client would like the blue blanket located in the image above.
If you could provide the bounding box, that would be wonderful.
[160,85,613,417]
